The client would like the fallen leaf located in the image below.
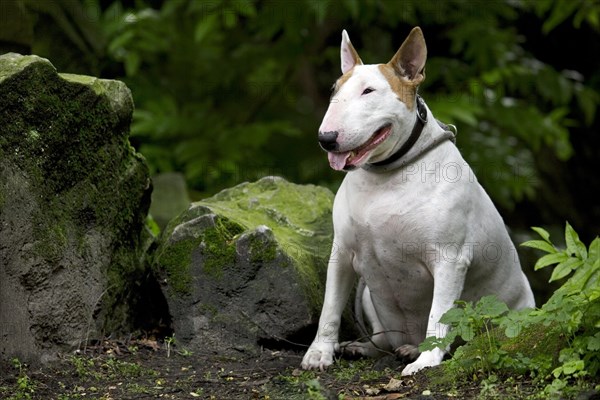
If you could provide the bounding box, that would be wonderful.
[383,377,405,391]
[364,385,380,395]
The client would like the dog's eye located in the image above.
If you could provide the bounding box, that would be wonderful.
[362,88,375,95]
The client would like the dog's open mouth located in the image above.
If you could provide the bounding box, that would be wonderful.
[328,124,392,171]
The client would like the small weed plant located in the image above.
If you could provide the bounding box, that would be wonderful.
[8,358,36,400]
[163,333,193,357]
[164,334,176,358]
[421,222,600,398]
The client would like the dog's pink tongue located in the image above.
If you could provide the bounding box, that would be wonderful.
[328,152,351,171]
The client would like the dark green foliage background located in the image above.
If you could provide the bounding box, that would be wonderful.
[2,0,599,240]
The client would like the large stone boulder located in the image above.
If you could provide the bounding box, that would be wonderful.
[154,176,334,352]
[0,54,152,362]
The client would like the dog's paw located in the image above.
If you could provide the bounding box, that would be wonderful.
[301,342,338,371]
[394,344,420,361]
[401,349,444,376]
[339,340,380,358]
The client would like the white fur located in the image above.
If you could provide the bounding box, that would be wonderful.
[302,29,535,376]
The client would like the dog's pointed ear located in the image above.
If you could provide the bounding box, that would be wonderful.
[341,30,363,74]
[389,27,427,84]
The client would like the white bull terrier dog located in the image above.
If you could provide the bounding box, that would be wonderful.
[301,27,535,376]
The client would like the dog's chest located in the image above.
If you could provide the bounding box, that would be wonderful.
[334,170,445,289]
[339,169,442,240]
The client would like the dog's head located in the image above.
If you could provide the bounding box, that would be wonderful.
[319,27,427,171]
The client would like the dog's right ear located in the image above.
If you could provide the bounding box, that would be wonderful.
[341,30,363,74]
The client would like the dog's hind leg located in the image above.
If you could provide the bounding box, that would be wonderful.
[341,283,392,358]
[353,278,370,338]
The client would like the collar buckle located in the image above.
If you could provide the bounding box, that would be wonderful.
[416,95,428,124]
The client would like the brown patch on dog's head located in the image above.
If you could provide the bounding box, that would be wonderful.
[331,69,354,98]
[378,64,419,110]
[381,27,427,110]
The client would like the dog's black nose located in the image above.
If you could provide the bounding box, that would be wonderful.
[318,131,339,151]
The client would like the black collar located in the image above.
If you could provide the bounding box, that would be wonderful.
[368,95,428,167]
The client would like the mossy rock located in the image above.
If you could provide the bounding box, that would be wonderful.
[154,176,334,352]
[0,54,152,363]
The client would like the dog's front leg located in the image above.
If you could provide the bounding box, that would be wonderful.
[401,259,469,376]
[301,245,355,371]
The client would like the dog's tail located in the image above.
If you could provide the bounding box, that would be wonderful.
[354,277,370,338]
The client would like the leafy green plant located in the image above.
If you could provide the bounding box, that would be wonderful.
[524,223,591,283]
[421,222,600,397]
[70,355,101,380]
[420,295,514,374]
[520,224,600,390]
[9,358,36,400]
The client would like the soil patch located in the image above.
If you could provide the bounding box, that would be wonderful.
[0,339,552,399]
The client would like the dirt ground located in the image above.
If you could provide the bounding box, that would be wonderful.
[0,339,443,399]
[0,338,587,400]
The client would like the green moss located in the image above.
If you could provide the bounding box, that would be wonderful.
[247,231,277,264]
[500,322,563,365]
[32,222,68,263]
[59,73,105,95]
[155,216,244,294]
[0,54,52,83]
[157,236,201,296]
[201,217,244,278]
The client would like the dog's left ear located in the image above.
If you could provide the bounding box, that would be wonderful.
[389,27,427,84]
